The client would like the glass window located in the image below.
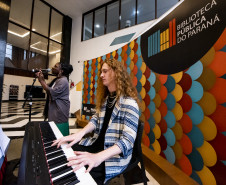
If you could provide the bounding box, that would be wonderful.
[6,0,66,77]
[9,0,32,29]
[50,10,63,43]
[106,1,119,34]
[24,50,27,60]
[157,0,178,18]
[120,0,136,29]
[83,13,93,41]
[5,44,12,60]
[137,0,155,24]
[33,0,50,37]
[31,52,36,58]
[49,41,62,68]
[6,23,30,70]
[94,8,105,38]
[29,33,48,70]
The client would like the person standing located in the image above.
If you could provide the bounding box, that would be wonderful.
[36,62,73,136]
[53,58,140,184]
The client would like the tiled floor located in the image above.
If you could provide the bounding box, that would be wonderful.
[1,101,159,185]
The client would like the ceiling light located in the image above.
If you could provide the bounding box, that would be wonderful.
[95,24,100,28]
[30,41,42,47]
[50,32,62,38]
[133,10,139,15]
[32,28,36,31]
[8,30,30,38]
[0,2,10,11]
[30,46,47,53]
[30,41,61,55]
[30,46,61,55]
[49,50,61,54]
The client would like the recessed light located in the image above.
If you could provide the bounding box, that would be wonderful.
[8,30,30,37]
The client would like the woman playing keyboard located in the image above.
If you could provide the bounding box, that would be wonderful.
[53,58,140,185]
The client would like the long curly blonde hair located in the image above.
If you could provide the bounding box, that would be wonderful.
[95,58,140,112]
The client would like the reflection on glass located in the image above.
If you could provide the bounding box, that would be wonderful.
[9,0,32,28]
[121,0,136,29]
[107,1,119,34]
[5,44,12,60]
[94,7,105,38]
[33,0,50,37]
[30,34,48,55]
[29,33,48,70]
[83,13,93,41]
[49,41,62,68]
[157,0,178,18]
[5,23,30,70]
[50,10,63,43]
[137,0,155,24]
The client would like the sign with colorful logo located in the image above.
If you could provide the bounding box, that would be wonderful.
[141,0,226,74]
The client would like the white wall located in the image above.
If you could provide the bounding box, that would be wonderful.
[49,53,61,69]
[2,74,54,101]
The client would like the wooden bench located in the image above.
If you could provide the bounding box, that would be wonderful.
[74,109,89,128]
[142,144,199,185]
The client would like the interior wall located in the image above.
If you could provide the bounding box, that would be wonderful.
[2,74,54,101]
[68,1,183,113]
[69,16,156,112]
[49,53,61,69]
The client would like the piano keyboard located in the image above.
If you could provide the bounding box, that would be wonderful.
[40,121,97,185]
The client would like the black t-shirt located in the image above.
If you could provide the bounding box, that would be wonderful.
[91,93,117,152]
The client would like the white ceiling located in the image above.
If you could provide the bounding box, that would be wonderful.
[44,0,112,19]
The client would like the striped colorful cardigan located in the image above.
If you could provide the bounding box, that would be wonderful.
[79,96,139,182]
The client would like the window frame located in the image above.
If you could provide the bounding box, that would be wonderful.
[82,0,180,41]
[6,0,66,77]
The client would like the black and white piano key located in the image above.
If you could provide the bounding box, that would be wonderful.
[49,122,97,185]
[48,155,68,167]
[53,172,79,185]
[51,165,73,179]
[52,169,74,182]
[45,145,59,152]
[49,163,67,172]
[43,141,54,147]
[46,150,64,161]
[47,154,65,162]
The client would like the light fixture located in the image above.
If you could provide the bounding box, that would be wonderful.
[95,24,100,28]
[49,50,61,54]
[30,46,47,54]
[133,10,139,15]
[50,32,62,38]
[8,30,30,38]
[30,41,41,47]
[0,2,10,11]
[30,41,61,55]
